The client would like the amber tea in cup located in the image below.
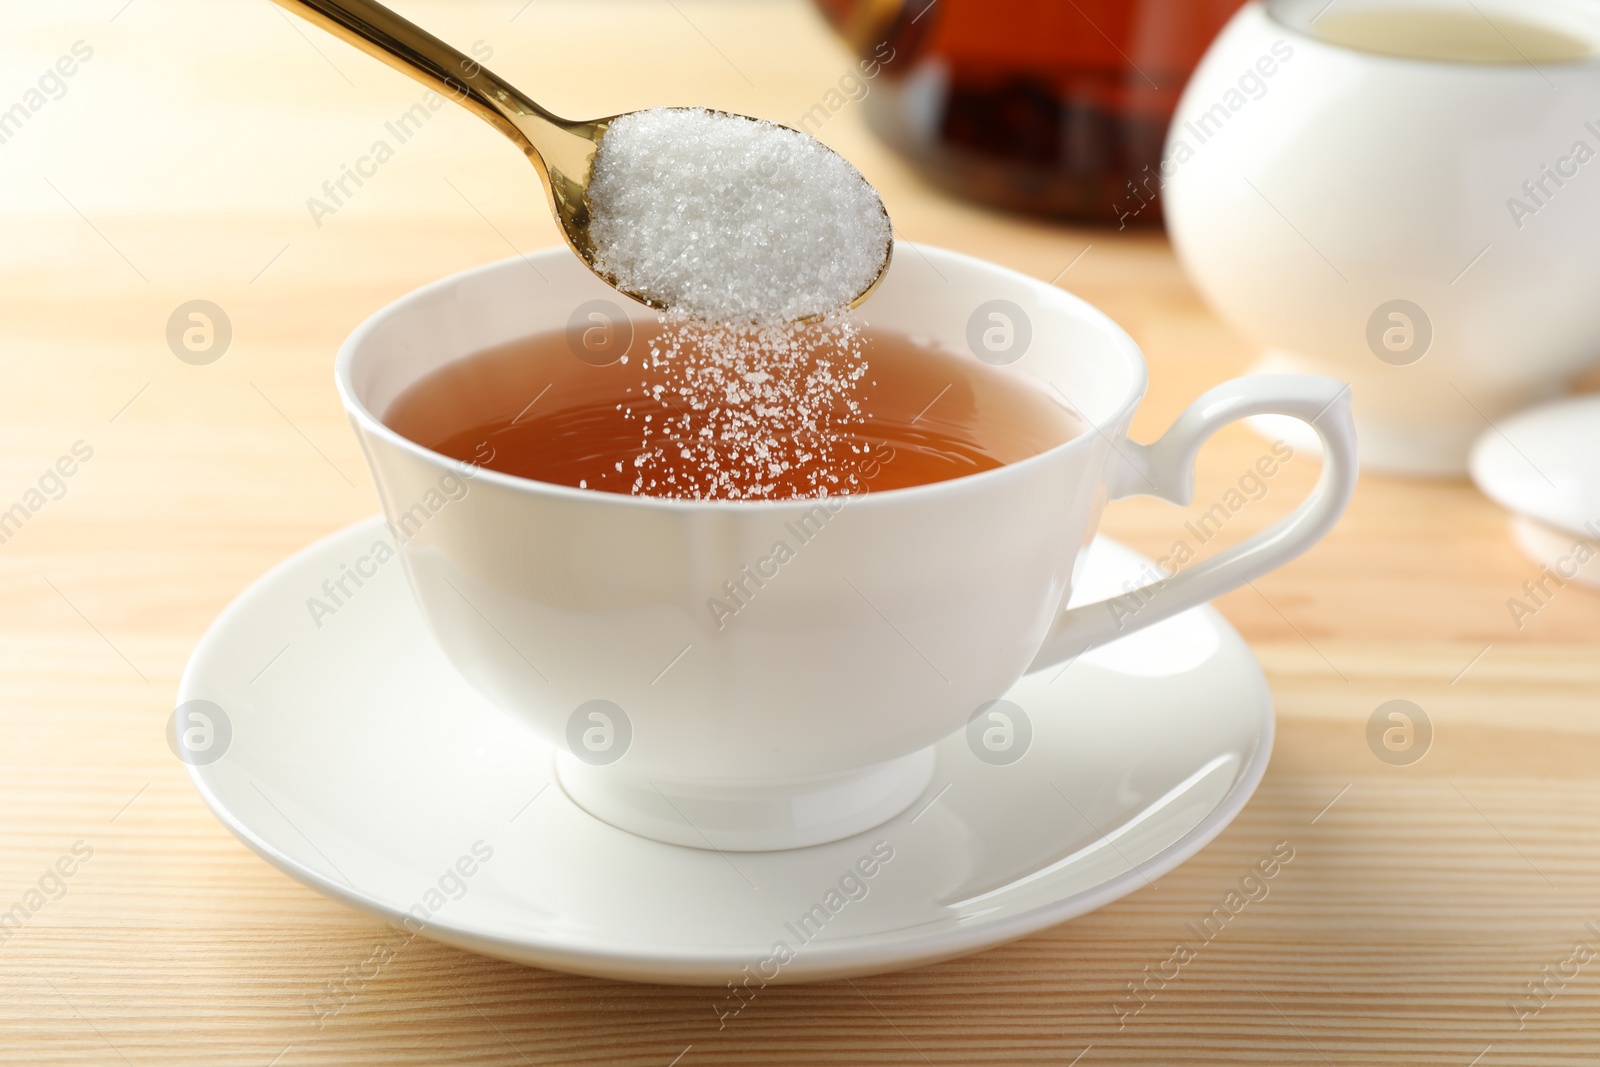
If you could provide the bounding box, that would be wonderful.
[385,324,1083,500]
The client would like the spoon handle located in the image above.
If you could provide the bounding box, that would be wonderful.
[269,0,586,162]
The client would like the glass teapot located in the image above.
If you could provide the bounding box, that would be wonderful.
[812,0,1245,225]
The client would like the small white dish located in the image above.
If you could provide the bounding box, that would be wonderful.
[1471,394,1600,589]
[1471,394,1600,538]
[177,517,1273,986]
[1508,515,1600,591]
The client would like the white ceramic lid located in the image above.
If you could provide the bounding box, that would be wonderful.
[1470,394,1600,538]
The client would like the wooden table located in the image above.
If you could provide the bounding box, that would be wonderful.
[4,1,1597,1063]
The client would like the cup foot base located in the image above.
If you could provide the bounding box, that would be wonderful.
[555,748,938,852]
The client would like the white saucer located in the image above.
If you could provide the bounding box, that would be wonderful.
[1471,393,1600,540]
[177,517,1272,985]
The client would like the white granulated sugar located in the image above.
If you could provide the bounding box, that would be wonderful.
[588,107,892,324]
[622,313,871,501]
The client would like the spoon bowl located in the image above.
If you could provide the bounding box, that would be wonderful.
[272,0,892,320]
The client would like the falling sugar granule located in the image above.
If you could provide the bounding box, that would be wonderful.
[620,313,873,501]
[587,107,892,324]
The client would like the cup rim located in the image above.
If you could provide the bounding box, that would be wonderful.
[1263,0,1600,70]
[335,243,1149,512]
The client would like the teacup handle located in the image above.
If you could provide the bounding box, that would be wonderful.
[1029,375,1357,671]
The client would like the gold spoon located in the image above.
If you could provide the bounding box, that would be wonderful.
[270,0,892,318]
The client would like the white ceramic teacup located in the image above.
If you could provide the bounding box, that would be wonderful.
[1165,0,1600,476]
[338,244,1356,851]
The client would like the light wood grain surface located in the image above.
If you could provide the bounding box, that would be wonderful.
[3,1,1598,1064]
